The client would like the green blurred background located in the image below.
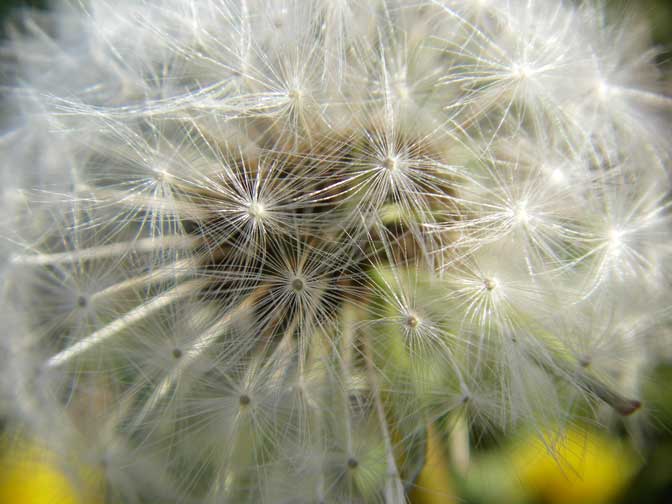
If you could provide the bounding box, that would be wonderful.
[0,1,670,503]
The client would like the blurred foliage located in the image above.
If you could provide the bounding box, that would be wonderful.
[622,0,672,48]
[411,422,641,504]
[409,425,458,504]
[0,0,45,29]
[618,363,672,504]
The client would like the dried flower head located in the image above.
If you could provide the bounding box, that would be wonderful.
[1,1,671,502]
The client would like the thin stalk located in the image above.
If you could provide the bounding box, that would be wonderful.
[11,235,200,266]
[362,334,406,504]
[47,279,207,368]
[132,285,269,425]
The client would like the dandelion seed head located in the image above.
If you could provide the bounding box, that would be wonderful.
[548,166,567,186]
[483,278,497,291]
[608,227,625,256]
[596,79,612,101]
[382,156,399,172]
[247,200,267,220]
[512,199,530,225]
[404,314,420,329]
[291,276,305,293]
[1,0,670,502]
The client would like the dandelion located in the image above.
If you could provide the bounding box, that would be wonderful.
[1,1,670,502]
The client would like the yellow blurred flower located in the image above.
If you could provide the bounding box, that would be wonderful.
[513,426,639,504]
[0,437,103,504]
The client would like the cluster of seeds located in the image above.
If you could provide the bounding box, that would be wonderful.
[1,1,671,502]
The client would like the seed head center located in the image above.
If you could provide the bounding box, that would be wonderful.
[382,157,398,172]
[291,277,305,292]
[405,314,419,329]
[247,201,266,220]
[288,88,303,101]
